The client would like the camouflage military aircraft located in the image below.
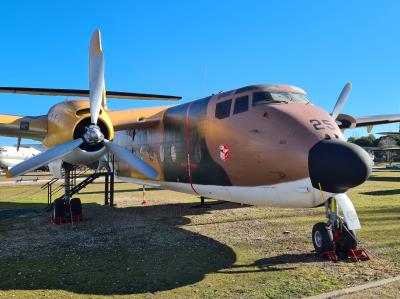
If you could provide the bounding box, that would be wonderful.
[1,30,399,257]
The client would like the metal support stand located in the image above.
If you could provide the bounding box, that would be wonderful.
[47,183,52,206]
[190,196,223,208]
[63,163,72,203]
[104,154,115,207]
[105,171,109,206]
[110,168,114,206]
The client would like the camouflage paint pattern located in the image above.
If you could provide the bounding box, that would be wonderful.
[114,84,344,187]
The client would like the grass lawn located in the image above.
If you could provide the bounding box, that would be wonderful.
[0,169,399,298]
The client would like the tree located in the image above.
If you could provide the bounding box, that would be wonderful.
[347,134,376,147]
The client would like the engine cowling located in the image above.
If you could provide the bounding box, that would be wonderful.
[42,100,114,165]
[336,113,356,130]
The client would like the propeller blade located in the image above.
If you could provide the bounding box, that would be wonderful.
[7,139,83,178]
[89,30,105,124]
[331,82,352,120]
[104,140,158,179]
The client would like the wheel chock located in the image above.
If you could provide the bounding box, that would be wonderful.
[320,250,339,262]
[348,248,370,262]
[51,214,84,225]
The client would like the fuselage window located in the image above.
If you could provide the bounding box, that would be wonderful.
[129,129,136,141]
[233,95,249,115]
[215,99,232,119]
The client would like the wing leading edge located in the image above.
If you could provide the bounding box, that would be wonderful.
[337,113,400,131]
[0,87,181,101]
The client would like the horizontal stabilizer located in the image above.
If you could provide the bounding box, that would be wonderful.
[0,87,181,101]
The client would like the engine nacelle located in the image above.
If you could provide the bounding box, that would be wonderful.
[42,99,114,166]
[62,146,108,165]
[336,113,357,130]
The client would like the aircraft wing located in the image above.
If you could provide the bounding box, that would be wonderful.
[337,113,400,130]
[377,131,400,136]
[107,106,168,131]
[0,114,47,141]
[0,87,181,101]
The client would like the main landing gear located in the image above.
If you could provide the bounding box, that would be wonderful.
[312,197,369,262]
[52,164,83,224]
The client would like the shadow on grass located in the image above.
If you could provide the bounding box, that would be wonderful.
[217,253,317,274]
[368,176,400,182]
[359,206,400,215]
[0,202,48,213]
[361,189,400,196]
[371,169,400,172]
[0,201,239,295]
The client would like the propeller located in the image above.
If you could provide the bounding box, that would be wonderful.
[89,30,105,124]
[7,139,83,177]
[104,141,158,179]
[331,82,352,120]
[7,30,158,180]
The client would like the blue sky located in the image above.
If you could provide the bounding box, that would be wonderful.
[1,1,400,145]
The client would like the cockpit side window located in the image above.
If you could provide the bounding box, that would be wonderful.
[289,93,311,104]
[252,92,274,106]
[215,99,232,119]
[233,95,249,115]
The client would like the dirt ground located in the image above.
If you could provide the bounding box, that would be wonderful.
[0,170,399,298]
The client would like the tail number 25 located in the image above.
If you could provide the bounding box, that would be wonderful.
[310,119,335,130]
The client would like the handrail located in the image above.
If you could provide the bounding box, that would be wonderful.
[45,165,114,205]
[41,177,59,189]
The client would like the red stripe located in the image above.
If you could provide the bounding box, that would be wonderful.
[185,102,198,195]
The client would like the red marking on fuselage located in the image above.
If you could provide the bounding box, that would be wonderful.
[185,102,199,195]
[179,162,200,169]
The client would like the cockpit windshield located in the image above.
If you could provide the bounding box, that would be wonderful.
[252,91,311,106]
[290,93,311,104]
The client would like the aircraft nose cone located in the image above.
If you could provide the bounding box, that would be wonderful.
[308,139,372,193]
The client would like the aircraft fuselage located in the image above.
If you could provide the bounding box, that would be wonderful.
[114,84,371,207]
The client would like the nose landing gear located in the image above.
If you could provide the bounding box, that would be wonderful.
[312,197,370,262]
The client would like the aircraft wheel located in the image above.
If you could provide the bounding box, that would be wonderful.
[70,198,82,216]
[312,222,335,253]
[53,199,66,218]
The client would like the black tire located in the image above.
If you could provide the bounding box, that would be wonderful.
[70,198,82,216]
[312,222,335,253]
[53,199,66,218]
[336,223,357,259]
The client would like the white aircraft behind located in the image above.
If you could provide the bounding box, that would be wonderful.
[0,145,42,170]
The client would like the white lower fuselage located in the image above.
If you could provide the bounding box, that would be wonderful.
[118,176,332,208]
